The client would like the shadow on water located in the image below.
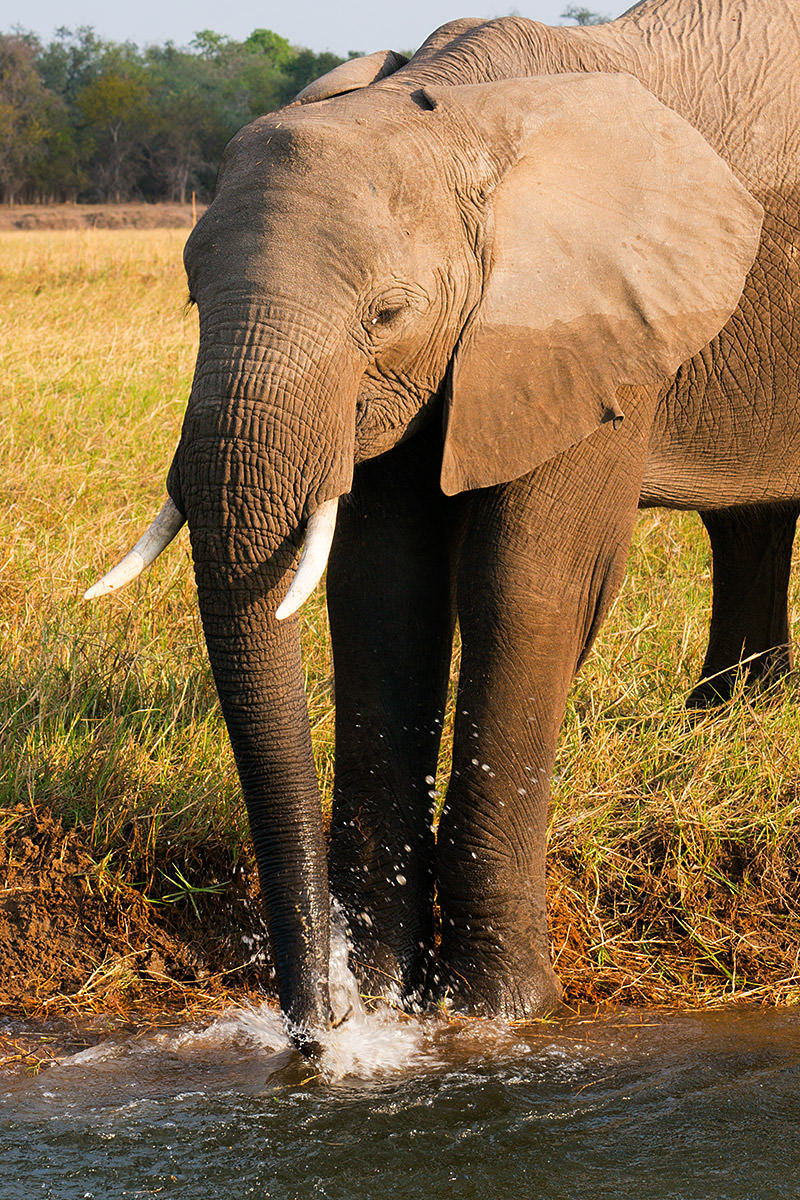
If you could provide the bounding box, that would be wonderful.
[2,995,800,1200]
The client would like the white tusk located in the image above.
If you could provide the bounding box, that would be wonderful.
[275,497,339,620]
[83,497,185,600]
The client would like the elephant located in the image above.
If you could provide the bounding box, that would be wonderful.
[86,0,799,1049]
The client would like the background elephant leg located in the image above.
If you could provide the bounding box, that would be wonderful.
[436,424,648,1020]
[327,427,459,1003]
[689,504,798,706]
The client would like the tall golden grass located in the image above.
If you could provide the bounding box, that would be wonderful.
[1,227,798,1010]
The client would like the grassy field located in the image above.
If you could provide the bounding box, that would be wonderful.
[1,227,799,1017]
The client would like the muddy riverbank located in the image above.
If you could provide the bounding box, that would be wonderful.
[2,794,798,1043]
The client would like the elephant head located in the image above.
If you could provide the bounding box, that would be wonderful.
[87,62,761,1044]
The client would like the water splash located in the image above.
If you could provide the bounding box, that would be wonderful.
[190,918,430,1081]
[30,919,556,1085]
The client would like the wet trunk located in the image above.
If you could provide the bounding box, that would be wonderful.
[169,304,355,1041]
[196,559,332,1037]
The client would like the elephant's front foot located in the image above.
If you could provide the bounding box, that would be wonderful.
[330,889,435,1011]
[434,798,563,1021]
[329,811,438,1011]
[431,951,563,1022]
[434,905,563,1022]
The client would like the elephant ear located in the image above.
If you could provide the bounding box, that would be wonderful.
[294,50,408,104]
[423,74,764,495]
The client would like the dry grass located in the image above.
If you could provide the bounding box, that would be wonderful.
[0,202,197,232]
[1,229,243,870]
[1,227,798,1015]
[548,514,800,1006]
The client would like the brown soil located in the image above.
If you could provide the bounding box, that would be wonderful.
[0,203,204,231]
[0,804,270,1025]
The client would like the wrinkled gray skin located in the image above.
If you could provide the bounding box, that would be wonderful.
[163,0,800,1044]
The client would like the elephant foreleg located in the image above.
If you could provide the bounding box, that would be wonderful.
[689,503,798,707]
[435,421,649,1020]
[326,428,459,1003]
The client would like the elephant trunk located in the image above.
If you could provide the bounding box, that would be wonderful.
[194,548,331,1041]
[168,311,357,1045]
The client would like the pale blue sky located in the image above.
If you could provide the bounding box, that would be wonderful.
[1,0,629,57]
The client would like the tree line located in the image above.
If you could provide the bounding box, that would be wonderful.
[0,27,351,205]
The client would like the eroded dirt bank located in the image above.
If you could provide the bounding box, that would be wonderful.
[0,805,269,1034]
[2,794,799,1074]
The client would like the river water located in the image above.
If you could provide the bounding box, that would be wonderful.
[3,969,800,1199]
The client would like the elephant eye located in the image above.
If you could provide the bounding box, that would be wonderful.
[368,305,405,329]
[361,286,428,340]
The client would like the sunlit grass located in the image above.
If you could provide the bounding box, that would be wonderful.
[549,510,800,1005]
[1,227,798,1008]
[0,228,242,884]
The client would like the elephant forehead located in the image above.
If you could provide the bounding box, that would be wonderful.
[221,109,409,196]
[220,116,341,182]
[187,114,462,294]
[215,100,463,233]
